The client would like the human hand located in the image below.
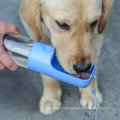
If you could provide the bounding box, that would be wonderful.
[0,21,19,71]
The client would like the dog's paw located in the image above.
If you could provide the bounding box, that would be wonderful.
[80,91,103,109]
[40,96,61,115]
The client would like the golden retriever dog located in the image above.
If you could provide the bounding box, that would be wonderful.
[19,0,113,115]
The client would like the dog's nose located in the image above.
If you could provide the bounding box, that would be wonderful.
[73,63,92,73]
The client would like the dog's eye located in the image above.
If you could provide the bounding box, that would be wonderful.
[55,20,70,31]
[90,20,98,28]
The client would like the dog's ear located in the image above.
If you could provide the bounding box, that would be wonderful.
[20,0,42,40]
[98,0,113,34]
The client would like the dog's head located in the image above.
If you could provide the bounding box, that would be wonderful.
[20,0,113,75]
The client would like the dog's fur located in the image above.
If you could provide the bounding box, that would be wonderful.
[19,0,113,115]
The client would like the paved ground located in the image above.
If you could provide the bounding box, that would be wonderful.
[0,0,120,120]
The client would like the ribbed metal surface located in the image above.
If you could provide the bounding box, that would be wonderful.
[3,33,34,68]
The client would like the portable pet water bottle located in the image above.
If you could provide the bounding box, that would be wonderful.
[3,33,96,88]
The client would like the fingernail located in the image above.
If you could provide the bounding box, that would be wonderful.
[14,31,20,35]
[10,64,19,71]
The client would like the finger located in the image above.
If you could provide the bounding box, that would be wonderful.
[9,64,19,71]
[7,23,20,34]
[0,34,4,44]
[0,62,5,70]
[6,51,19,71]
[0,51,18,71]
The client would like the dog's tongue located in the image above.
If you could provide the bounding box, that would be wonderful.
[73,73,91,79]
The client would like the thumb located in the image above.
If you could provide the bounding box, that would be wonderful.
[7,23,20,34]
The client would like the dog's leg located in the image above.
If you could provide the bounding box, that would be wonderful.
[79,33,103,109]
[20,16,61,115]
[40,74,62,115]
